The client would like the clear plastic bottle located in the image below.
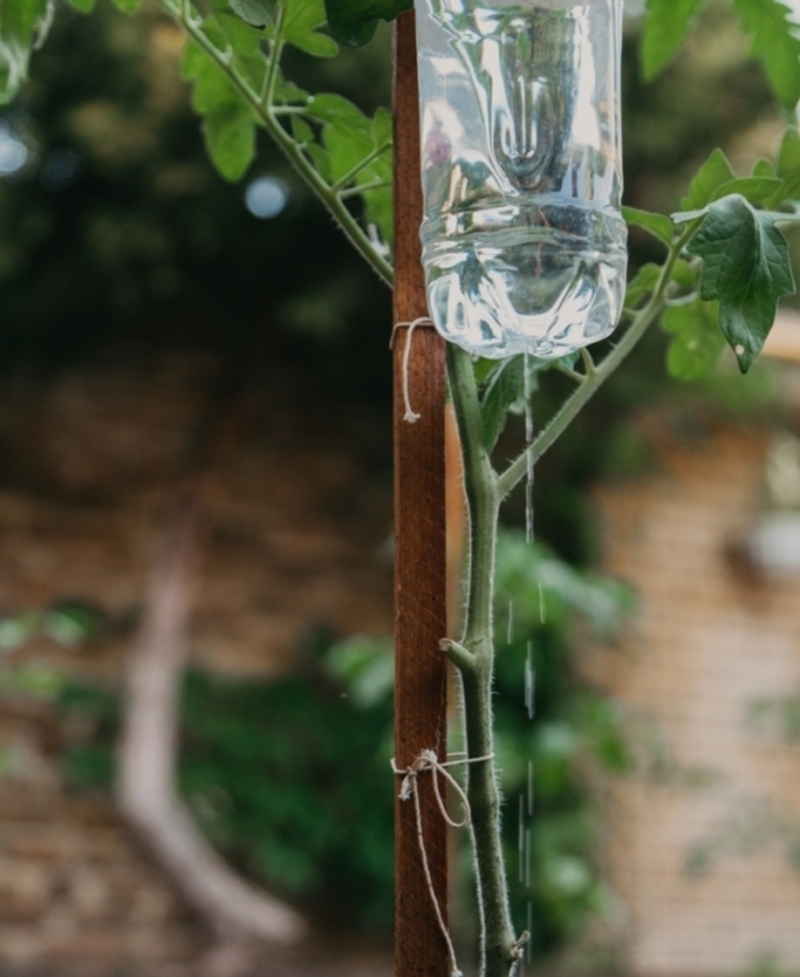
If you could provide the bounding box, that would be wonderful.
[414,0,627,360]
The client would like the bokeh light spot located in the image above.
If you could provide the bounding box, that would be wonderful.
[245,176,289,219]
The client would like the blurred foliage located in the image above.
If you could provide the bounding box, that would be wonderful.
[0,3,392,401]
[0,600,106,651]
[748,689,800,745]
[684,795,800,880]
[58,529,635,956]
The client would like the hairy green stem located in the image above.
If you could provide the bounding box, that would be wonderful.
[497,223,698,498]
[160,0,394,286]
[444,226,694,973]
[446,344,519,977]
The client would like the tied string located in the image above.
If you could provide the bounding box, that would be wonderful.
[390,317,435,424]
[391,748,493,977]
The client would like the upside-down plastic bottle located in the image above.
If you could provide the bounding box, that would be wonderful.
[414,0,627,359]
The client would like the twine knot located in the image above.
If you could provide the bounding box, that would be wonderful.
[391,748,493,977]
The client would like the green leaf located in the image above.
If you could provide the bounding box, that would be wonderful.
[229,0,272,27]
[681,148,735,211]
[371,105,392,148]
[324,123,373,180]
[290,115,314,144]
[0,0,53,104]
[307,92,369,128]
[624,263,661,310]
[67,0,97,11]
[662,299,724,381]
[733,0,800,108]
[671,258,697,289]
[283,0,338,56]
[707,176,785,205]
[622,206,673,245]
[478,354,574,452]
[324,0,411,46]
[777,129,800,200]
[640,0,704,79]
[480,356,532,452]
[109,0,142,13]
[215,9,263,54]
[686,194,795,372]
[203,108,256,181]
[752,158,776,178]
[362,183,392,246]
[307,93,375,182]
[778,128,800,177]
[181,39,256,182]
[305,142,331,181]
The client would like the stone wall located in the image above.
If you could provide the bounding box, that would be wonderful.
[0,741,196,973]
[591,410,800,976]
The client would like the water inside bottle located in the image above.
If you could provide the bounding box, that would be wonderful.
[416,0,627,359]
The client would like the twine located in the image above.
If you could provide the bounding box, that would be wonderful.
[391,748,493,977]
[390,317,435,424]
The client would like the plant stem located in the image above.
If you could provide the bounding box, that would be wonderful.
[159,0,394,287]
[446,344,519,977]
[444,228,700,973]
[497,224,698,499]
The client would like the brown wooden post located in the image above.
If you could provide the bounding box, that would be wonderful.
[393,10,450,977]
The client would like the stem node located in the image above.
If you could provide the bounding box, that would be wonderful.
[440,638,476,672]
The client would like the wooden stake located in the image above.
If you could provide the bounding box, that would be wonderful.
[393,11,450,977]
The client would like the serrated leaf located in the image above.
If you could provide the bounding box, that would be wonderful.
[624,263,661,310]
[622,206,674,245]
[662,299,724,381]
[229,0,271,27]
[283,0,338,56]
[640,0,704,79]
[203,108,256,181]
[681,149,735,211]
[324,0,411,46]
[708,176,784,204]
[733,0,800,108]
[0,0,53,104]
[181,36,256,182]
[686,194,795,372]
